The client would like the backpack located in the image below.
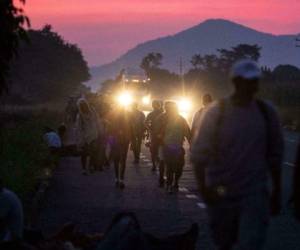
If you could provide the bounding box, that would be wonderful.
[213,98,272,159]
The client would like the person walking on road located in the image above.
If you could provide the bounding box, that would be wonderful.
[191,59,284,250]
[76,99,100,175]
[191,93,213,139]
[129,102,146,164]
[156,101,191,193]
[107,106,132,189]
[145,100,163,171]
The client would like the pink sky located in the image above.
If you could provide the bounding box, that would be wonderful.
[23,0,300,66]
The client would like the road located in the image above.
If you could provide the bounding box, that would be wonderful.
[37,131,299,250]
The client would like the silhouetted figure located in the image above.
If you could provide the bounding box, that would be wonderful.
[76,99,100,175]
[145,100,163,171]
[130,102,146,164]
[0,179,24,242]
[107,107,132,189]
[191,94,213,139]
[65,97,78,124]
[191,60,284,250]
[156,101,191,193]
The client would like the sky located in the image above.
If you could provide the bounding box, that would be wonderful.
[22,0,300,66]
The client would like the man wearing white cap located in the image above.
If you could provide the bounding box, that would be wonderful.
[191,60,283,250]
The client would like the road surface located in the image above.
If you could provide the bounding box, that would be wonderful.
[37,131,300,250]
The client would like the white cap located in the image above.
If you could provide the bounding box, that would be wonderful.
[231,59,261,79]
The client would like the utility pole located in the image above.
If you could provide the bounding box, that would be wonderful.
[179,57,185,96]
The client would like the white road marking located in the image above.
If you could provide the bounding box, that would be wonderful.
[186,194,199,199]
[284,162,295,167]
[285,138,297,144]
[179,187,190,193]
[197,202,207,209]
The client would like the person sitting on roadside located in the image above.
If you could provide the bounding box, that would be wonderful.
[43,126,62,155]
[0,178,24,242]
[191,93,213,139]
[191,59,284,250]
[145,100,164,171]
[156,101,191,193]
[76,98,100,175]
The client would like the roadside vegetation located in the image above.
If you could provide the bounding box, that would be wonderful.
[0,107,63,201]
[0,1,89,203]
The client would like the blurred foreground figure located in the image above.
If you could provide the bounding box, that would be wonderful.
[0,179,24,242]
[191,60,284,250]
[130,102,146,164]
[156,101,191,193]
[145,100,164,171]
[191,93,213,138]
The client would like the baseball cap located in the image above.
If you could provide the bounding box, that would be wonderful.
[231,59,261,80]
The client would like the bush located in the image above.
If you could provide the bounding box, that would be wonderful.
[0,107,63,201]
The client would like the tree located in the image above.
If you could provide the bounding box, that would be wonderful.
[273,65,300,82]
[140,52,163,73]
[190,54,204,69]
[0,0,30,96]
[6,25,90,103]
[218,44,261,72]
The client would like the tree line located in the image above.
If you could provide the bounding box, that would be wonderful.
[1,1,90,105]
[101,44,300,127]
[2,25,90,104]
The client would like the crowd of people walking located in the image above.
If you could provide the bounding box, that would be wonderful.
[1,59,300,250]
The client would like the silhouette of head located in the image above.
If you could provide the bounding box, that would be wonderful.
[231,60,261,102]
[78,99,90,114]
[43,126,54,133]
[131,102,138,110]
[165,101,178,115]
[202,94,213,107]
[152,100,161,110]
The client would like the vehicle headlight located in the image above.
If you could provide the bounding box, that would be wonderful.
[142,95,151,105]
[116,91,133,107]
[178,98,192,112]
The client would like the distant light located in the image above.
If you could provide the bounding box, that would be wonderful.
[178,98,192,112]
[117,91,133,107]
[132,79,140,83]
[142,95,151,105]
[125,79,129,82]
[147,78,151,81]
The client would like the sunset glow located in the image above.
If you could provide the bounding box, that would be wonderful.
[23,0,300,66]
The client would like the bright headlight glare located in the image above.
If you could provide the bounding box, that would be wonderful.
[142,95,151,105]
[117,91,133,107]
[178,98,192,112]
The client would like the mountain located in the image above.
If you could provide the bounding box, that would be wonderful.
[87,19,299,90]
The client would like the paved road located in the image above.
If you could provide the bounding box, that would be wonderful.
[37,131,300,250]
